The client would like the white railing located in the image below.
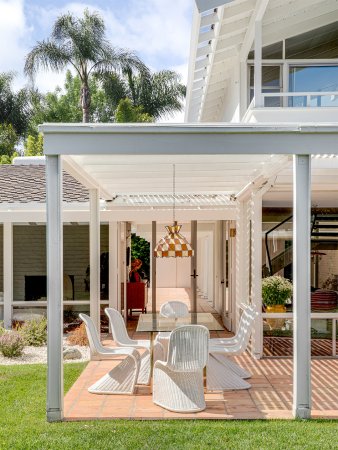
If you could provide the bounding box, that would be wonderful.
[262,91,338,108]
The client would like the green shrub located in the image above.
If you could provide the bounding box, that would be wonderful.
[0,321,7,337]
[19,317,47,347]
[0,332,24,357]
[262,275,293,306]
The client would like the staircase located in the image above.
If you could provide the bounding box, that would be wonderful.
[263,213,338,277]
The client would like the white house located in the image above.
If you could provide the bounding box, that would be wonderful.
[1,0,338,421]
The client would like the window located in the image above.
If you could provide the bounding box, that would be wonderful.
[289,66,338,107]
[249,65,282,106]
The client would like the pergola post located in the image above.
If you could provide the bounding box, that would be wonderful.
[235,200,250,330]
[90,189,100,333]
[293,154,312,419]
[46,155,63,422]
[250,192,263,359]
[151,221,157,313]
[109,221,118,310]
[3,222,13,329]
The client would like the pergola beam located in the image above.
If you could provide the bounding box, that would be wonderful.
[40,124,338,156]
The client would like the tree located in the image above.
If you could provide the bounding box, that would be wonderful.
[0,72,32,137]
[25,9,148,123]
[101,70,186,121]
[115,98,153,123]
[131,234,150,280]
[0,123,19,164]
[24,133,44,156]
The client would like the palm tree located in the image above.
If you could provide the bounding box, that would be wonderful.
[101,70,186,121]
[24,9,149,123]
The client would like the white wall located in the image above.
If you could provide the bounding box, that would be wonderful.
[11,224,108,301]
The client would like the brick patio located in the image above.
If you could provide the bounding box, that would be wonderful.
[64,289,338,420]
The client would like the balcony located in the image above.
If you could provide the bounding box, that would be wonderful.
[243,92,338,123]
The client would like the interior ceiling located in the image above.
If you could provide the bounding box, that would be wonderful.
[187,0,338,122]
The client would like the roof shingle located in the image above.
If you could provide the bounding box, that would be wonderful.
[0,165,88,204]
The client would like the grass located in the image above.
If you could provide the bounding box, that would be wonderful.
[0,364,337,450]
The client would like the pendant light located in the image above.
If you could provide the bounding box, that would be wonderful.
[154,164,194,258]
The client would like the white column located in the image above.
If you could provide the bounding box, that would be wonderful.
[108,221,118,310]
[46,155,63,422]
[117,222,122,312]
[191,220,198,313]
[3,222,13,329]
[90,189,100,333]
[254,20,263,107]
[235,201,250,330]
[151,221,157,313]
[250,193,263,359]
[293,154,311,419]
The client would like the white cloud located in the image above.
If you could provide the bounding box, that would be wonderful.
[0,0,31,87]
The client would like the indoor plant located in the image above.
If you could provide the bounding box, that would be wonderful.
[262,275,293,328]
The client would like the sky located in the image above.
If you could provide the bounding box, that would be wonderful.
[0,0,194,122]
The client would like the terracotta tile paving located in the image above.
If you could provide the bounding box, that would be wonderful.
[64,289,338,421]
[64,348,338,421]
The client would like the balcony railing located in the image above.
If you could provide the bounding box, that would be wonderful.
[262,91,338,108]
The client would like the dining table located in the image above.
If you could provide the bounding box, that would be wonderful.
[136,312,225,376]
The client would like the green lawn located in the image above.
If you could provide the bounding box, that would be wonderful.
[0,364,337,450]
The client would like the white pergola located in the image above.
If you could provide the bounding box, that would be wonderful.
[41,122,338,421]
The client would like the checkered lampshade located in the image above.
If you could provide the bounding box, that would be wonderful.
[154,222,194,258]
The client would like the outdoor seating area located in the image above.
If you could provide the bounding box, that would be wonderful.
[64,338,338,421]
[62,291,338,420]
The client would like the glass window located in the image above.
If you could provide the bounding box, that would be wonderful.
[289,66,338,107]
[249,66,282,106]
[286,21,338,59]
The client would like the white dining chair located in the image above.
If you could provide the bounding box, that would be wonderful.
[157,300,190,358]
[206,306,258,390]
[159,301,189,318]
[79,313,140,395]
[153,325,209,413]
[105,307,164,385]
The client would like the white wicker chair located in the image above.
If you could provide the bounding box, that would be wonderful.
[153,325,209,413]
[206,306,258,390]
[157,301,190,358]
[79,313,140,395]
[105,307,164,385]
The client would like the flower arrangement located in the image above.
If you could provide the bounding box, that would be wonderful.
[262,276,293,306]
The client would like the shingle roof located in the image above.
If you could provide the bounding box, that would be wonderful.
[0,165,88,204]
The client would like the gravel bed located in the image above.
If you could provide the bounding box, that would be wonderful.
[0,338,90,366]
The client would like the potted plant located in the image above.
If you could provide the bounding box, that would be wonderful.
[262,276,293,328]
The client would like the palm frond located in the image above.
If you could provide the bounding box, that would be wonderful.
[24,40,71,78]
